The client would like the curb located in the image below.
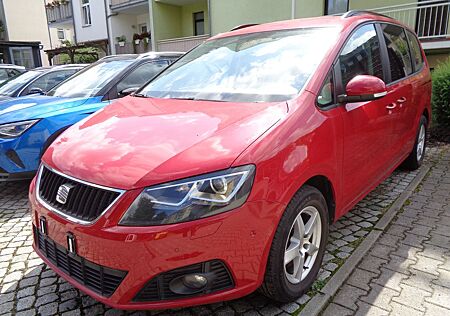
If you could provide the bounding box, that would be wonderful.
[298,165,430,316]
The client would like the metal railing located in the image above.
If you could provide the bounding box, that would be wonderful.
[370,0,450,39]
[46,2,73,24]
[157,34,210,52]
[110,0,148,8]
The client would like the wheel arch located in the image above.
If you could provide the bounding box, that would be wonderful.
[303,175,336,224]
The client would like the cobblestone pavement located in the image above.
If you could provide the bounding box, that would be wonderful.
[0,145,446,316]
[323,146,450,316]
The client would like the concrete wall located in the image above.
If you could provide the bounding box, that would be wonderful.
[1,0,51,66]
[72,0,108,43]
[180,1,209,37]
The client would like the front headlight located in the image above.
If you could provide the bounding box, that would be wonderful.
[119,165,255,226]
[0,119,39,138]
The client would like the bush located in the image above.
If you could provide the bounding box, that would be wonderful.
[432,58,450,126]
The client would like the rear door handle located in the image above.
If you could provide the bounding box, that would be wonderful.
[386,103,397,110]
[397,97,407,103]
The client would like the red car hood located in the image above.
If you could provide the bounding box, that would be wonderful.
[43,96,287,189]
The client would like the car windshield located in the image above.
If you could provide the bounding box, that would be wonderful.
[0,71,41,96]
[48,59,135,98]
[140,27,340,103]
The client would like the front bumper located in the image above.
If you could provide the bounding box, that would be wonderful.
[29,178,285,310]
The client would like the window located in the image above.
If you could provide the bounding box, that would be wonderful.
[10,47,34,69]
[325,0,349,15]
[116,61,169,94]
[406,30,424,71]
[339,24,384,88]
[416,0,449,37]
[21,69,78,95]
[382,24,413,82]
[139,24,148,34]
[81,0,91,26]
[193,11,205,36]
[57,29,65,40]
[317,72,334,107]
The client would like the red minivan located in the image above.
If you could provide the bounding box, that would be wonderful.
[29,11,431,309]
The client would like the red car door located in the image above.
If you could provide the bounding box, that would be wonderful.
[337,23,397,210]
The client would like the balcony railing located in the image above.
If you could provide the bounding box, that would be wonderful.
[370,0,450,40]
[110,0,148,9]
[157,34,209,52]
[115,41,152,54]
[46,2,73,24]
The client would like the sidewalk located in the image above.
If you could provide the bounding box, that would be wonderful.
[323,149,450,315]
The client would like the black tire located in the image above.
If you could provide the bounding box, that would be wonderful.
[260,185,329,302]
[402,115,427,171]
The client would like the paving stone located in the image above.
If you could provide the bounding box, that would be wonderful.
[374,268,408,292]
[392,284,430,312]
[355,301,389,316]
[16,296,36,311]
[322,303,353,316]
[412,255,443,276]
[361,283,398,312]
[347,268,378,291]
[426,284,450,309]
[333,284,367,310]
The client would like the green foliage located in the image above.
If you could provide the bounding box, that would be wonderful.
[59,47,99,64]
[432,58,450,126]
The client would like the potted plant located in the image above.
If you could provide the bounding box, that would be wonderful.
[141,32,150,44]
[116,35,126,47]
[133,33,141,45]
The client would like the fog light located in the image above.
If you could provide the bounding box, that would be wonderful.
[182,274,208,289]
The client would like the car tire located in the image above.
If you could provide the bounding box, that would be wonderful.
[402,115,427,171]
[260,185,329,302]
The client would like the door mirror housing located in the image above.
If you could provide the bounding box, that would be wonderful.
[118,87,139,97]
[338,75,387,103]
[27,87,45,95]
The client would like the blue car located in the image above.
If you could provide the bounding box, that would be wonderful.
[0,52,182,180]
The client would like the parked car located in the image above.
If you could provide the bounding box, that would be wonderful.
[0,52,182,180]
[0,64,85,102]
[0,64,26,84]
[30,12,431,310]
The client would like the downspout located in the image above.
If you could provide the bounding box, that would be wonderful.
[207,0,212,36]
[291,0,296,19]
[149,0,156,51]
[103,0,114,55]
[71,0,78,44]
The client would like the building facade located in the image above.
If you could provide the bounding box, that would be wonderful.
[0,0,52,67]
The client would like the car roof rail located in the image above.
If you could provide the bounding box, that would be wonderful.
[230,24,259,31]
[342,10,390,19]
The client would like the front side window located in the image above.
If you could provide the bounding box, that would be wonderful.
[81,0,91,26]
[339,24,384,88]
[21,69,78,95]
[140,27,340,103]
[0,71,41,96]
[317,72,334,107]
[406,30,424,72]
[325,0,349,15]
[116,61,169,94]
[382,24,413,82]
[48,59,135,98]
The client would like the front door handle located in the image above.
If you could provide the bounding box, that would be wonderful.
[397,97,407,103]
[386,103,397,110]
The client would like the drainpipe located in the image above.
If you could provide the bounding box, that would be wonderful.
[207,0,212,35]
[103,0,116,55]
[149,0,156,51]
[291,0,296,19]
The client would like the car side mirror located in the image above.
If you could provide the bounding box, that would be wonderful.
[27,87,45,95]
[118,87,139,97]
[338,75,387,103]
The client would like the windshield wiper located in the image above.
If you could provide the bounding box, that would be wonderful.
[133,93,148,98]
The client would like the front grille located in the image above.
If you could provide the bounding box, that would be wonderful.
[33,225,127,297]
[133,260,234,302]
[37,166,121,223]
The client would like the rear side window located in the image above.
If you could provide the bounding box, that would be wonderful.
[381,24,413,82]
[406,30,424,71]
[339,24,384,88]
[116,61,169,94]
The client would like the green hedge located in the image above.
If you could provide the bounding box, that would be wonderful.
[432,58,450,126]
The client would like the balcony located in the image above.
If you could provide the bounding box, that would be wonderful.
[46,1,73,25]
[157,34,209,52]
[371,0,450,49]
[110,0,149,12]
[115,40,153,54]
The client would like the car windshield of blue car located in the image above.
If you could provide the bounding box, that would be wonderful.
[140,27,340,103]
[48,59,135,98]
[0,71,41,96]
